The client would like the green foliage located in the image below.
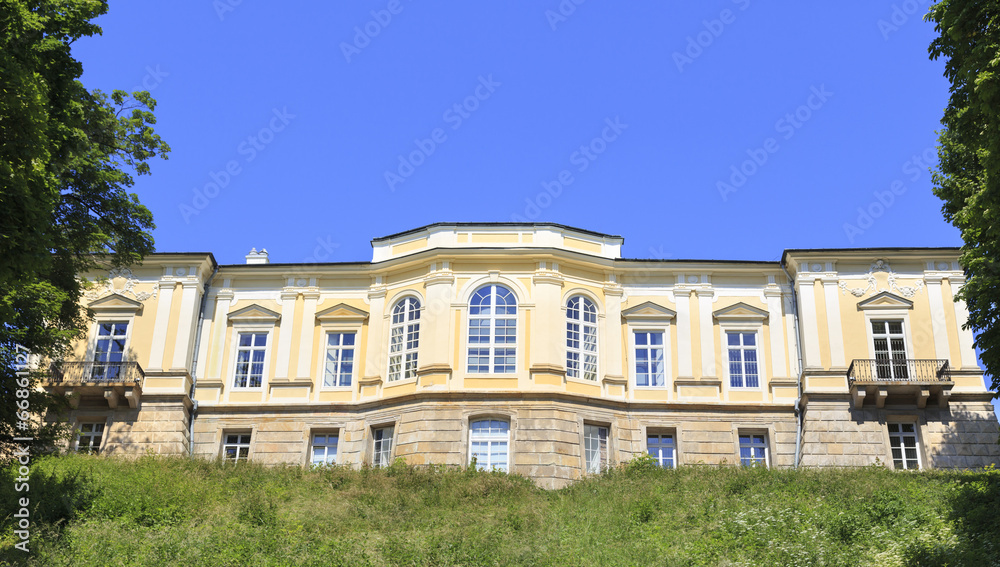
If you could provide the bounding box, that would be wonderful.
[2,455,1000,566]
[926,1,1000,396]
[0,1,169,458]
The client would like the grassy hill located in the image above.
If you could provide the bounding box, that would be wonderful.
[1,454,998,566]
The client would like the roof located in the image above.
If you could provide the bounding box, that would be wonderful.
[370,222,624,244]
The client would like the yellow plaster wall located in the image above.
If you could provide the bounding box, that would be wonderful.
[942,279,964,365]
[813,280,832,369]
[391,237,428,255]
[470,232,519,244]
[563,236,602,255]
[160,283,182,368]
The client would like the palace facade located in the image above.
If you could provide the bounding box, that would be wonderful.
[43,223,1000,488]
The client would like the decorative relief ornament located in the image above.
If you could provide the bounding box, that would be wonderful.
[84,268,156,302]
[838,259,925,298]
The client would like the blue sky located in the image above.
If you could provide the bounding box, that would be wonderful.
[73,1,997,413]
[74,1,953,264]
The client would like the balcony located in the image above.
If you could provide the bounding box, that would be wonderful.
[46,361,144,409]
[847,359,953,409]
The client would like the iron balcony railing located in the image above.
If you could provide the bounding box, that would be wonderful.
[847,359,950,387]
[49,361,145,385]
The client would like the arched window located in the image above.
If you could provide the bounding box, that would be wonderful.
[387,297,420,381]
[468,284,517,373]
[566,296,598,381]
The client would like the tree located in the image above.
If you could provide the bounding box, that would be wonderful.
[0,0,169,457]
[926,1,1000,395]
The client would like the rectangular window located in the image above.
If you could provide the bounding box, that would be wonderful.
[311,433,339,466]
[76,422,105,454]
[634,331,665,387]
[872,320,908,380]
[324,332,355,387]
[469,419,510,472]
[234,332,267,388]
[727,332,759,388]
[223,433,251,463]
[584,424,609,474]
[372,426,394,468]
[647,433,676,468]
[739,433,768,467]
[92,322,128,381]
[887,423,920,470]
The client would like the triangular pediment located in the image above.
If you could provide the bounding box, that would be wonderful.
[713,302,769,321]
[622,301,676,321]
[227,304,281,323]
[88,293,143,314]
[316,303,369,322]
[857,292,913,310]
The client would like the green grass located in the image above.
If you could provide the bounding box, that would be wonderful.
[1,454,998,566]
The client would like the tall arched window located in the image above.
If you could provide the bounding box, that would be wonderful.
[388,297,421,381]
[566,296,598,381]
[468,284,517,373]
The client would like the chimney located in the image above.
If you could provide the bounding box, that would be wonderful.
[245,248,269,265]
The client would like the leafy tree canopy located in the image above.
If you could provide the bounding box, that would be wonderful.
[0,0,169,455]
[927,1,1000,395]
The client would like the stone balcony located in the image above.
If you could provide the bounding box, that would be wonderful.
[847,359,953,409]
[45,361,144,409]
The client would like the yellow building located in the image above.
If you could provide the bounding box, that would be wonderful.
[45,223,1000,488]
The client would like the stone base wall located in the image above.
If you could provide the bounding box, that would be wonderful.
[800,398,1000,469]
[57,397,190,456]
[192,400,800,488]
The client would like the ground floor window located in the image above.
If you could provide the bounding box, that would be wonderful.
[887,422,920,470]
[76,422,105,454]
[372,426,394,468]
[223,433,251,463]
[311,433,339,466]
[469,419,510,472]
[738,432,768,467]
[647,433,675,468]
[584,424,609,474]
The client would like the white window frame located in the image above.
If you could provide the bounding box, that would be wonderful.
[565,295,599,382]
[583,423,610,474]
[862,310,914,360]
[886,421,922,470]
[228,326,272,390]
[468,418,511,472]
[716,317,767,392]
[387,296,421,382]
[869,319,913,380]
[310,431,340,466]
[630,329,668,388]
[322,331,357,388]
[75,420,108,454]
[372,425,395,468]
[725,330,762,389]
[737,431,769,467]
[466,284,518,374]
[222,432,252,463]
[646,431,677,468]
